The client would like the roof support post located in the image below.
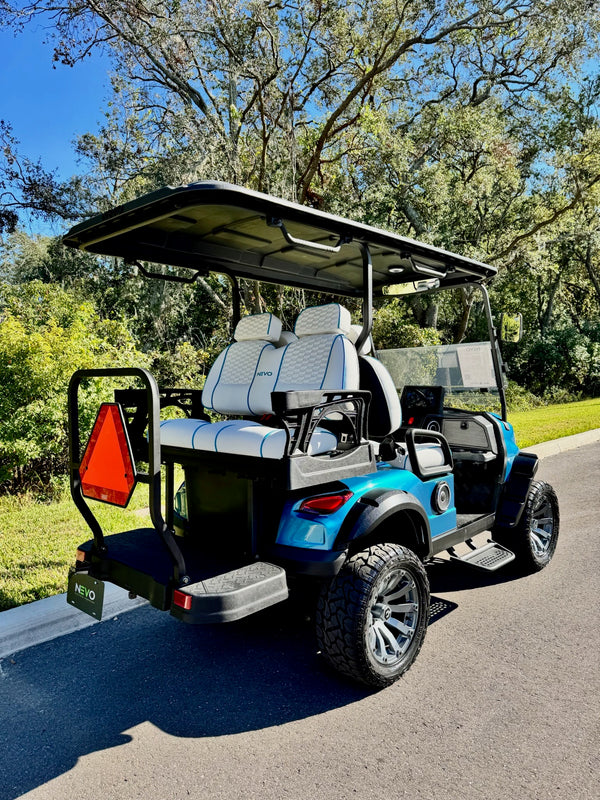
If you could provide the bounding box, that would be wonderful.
[355,242,373,354]
[479,283,508,421]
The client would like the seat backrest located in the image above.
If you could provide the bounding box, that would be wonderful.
[359,355,402,438]
[202,312,283,415]
[277,303,359,392]
[247,303,360,414]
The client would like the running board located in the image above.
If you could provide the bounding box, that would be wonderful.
[170,562,288,623]
[447,539,515,572]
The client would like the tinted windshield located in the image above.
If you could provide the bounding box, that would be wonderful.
[373,286,504,414]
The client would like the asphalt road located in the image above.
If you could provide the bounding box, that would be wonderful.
[1,444,598,800]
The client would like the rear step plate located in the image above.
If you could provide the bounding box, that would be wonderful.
[448,541,515,572]
[171,562,288,623]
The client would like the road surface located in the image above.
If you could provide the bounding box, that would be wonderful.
[0,443,598,800]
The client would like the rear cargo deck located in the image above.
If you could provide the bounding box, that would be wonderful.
[77,528,251,611]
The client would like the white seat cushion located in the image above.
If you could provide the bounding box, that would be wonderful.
[294,303,352,336]
[160,418,337,459]
[202,340,277,414]
[166,304,358,460]
[234,312,283,343]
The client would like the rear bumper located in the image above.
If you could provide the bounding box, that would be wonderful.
[76,530,291,623]
[170,563,288,624]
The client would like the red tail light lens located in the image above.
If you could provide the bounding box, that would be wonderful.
[173,590,192,611]
[299,491,353,514]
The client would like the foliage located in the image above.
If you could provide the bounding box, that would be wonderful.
[0,0,599,500]
[150,341,210,389]
[372,300,442,350]
[0,281,146,491]
[508,325,600,398]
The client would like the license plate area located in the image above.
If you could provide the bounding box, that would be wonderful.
[67,572,105,620]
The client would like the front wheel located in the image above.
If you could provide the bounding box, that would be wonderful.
[493,480,559,574]
[316,543,430,689]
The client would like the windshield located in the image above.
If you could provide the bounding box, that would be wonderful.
[373,286,504,415]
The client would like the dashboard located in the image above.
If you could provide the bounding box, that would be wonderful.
[400,385,445,431]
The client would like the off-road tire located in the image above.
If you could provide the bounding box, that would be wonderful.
[315,543,430,689]
[493,480,559,574]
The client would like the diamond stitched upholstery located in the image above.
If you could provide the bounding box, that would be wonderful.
[294,303,352,337]
[234,312,282,343]
[273,334,359,392]
[202,339,277,414]
[162,304,359,459]
[202,312,283,415]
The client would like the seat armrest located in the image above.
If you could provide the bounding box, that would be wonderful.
[270,390,371,456]
[271,389,370,414]
[404,428,454,480]
[271,390,328,413]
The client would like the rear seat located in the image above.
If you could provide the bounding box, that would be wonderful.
[160,303,359,459]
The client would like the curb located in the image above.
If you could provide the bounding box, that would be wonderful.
[524,427,600,459]
[0,584,148,661]
[1,429,599,661]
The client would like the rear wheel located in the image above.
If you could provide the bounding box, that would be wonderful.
[316,543,430,689]
[494,480,559,573]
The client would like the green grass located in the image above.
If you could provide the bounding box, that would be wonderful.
[1,400,599,612]
[0,483,151,613]
[509,397,600,448]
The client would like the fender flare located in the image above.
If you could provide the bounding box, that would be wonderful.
[495,451,539,528]
[335,488,431,555]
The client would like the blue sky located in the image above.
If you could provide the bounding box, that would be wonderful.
[1,23,110,181]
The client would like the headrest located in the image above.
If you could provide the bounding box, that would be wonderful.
[294,304,352,337]
[347,324,372,355]
[234,313,283,343]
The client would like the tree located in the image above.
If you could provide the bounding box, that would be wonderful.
[3,0,598,208]
[0,120,87,233]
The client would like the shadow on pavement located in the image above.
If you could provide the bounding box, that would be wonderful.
[0,602,368,800]
[0,558,520,798]
[426,557,523,593]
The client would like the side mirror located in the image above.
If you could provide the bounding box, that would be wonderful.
[499,312,523,343]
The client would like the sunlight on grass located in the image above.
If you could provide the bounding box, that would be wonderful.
[0,482,151,612]
[509,398,600,448]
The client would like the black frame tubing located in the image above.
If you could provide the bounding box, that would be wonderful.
[68,367,189,584]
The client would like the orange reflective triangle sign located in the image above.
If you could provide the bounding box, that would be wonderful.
[79,403,137,507]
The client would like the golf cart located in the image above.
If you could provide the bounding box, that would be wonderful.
[64,182,559,688]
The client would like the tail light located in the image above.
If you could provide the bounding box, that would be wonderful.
[299,491,353,514]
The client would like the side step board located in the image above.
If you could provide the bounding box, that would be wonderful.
[447,539,515,572]
[170,562,288,623]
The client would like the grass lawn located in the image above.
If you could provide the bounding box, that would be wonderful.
[509,397,600,448]
[1,399,599,612]
[0,483,151,613]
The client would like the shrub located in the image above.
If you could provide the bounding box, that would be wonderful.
[0,282,146,493]
[373,301,442,349]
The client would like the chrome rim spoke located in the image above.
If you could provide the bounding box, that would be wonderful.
[386,615,415,639]
[529,500,554,556]
[387,602,417,613]
[368,568,420,667]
